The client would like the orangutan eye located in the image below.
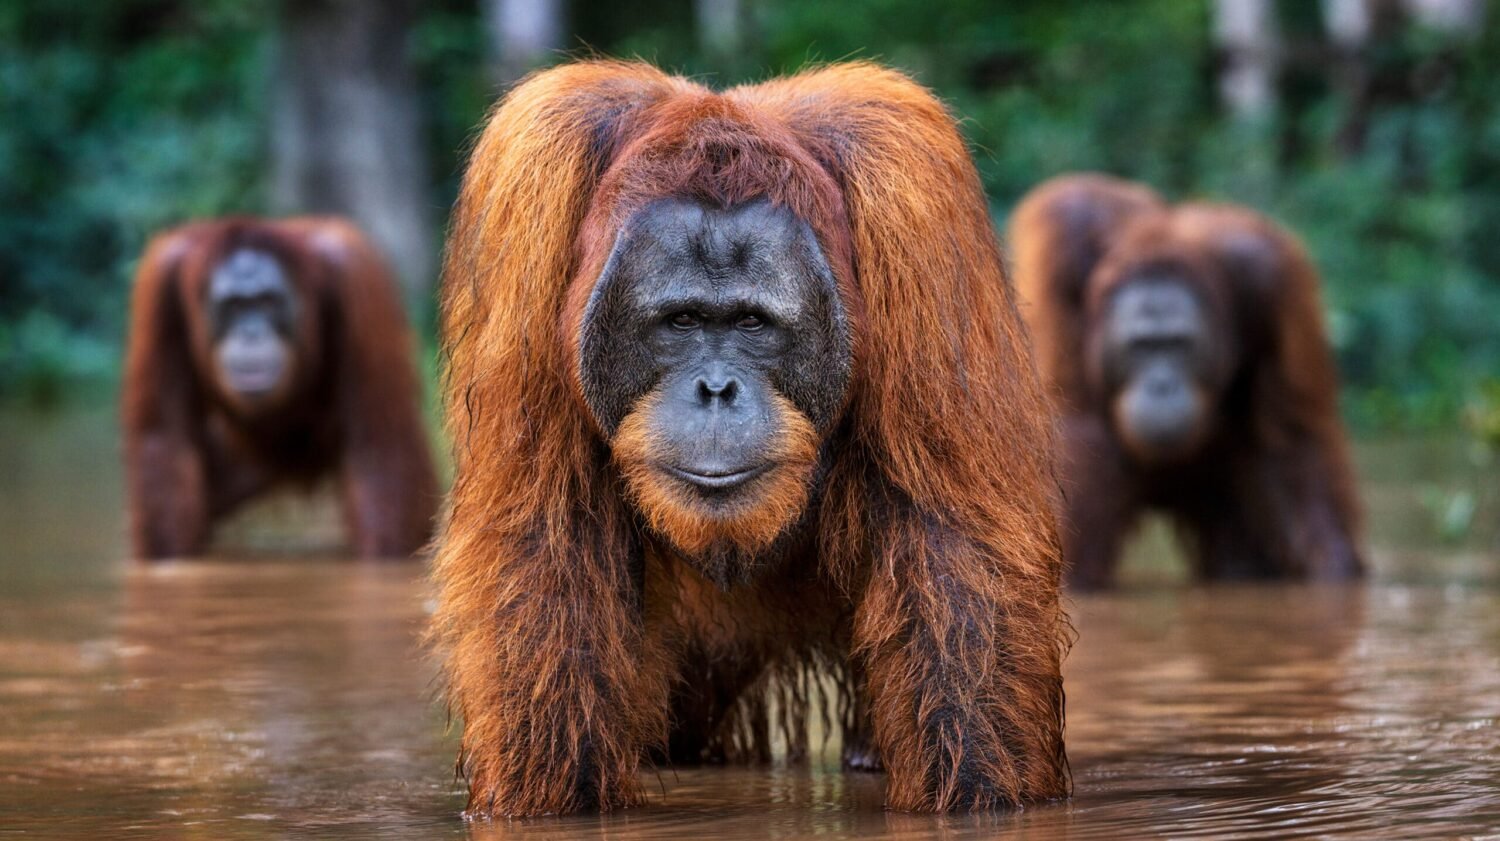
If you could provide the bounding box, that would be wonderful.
[668,312,701,330]
[736,314,764,331]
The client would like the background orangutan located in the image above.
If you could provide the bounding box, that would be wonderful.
[123,217,438,560]
[1010,173,1363,589]
[431,60,1069,816]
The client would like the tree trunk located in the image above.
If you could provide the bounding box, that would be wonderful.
[1323,0,1377,47]
[1212,0,1281,119]
[1323,0,1482,156]
[481,0,565,86]
[270,0,433,299]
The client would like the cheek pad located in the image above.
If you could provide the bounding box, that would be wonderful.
[772,320,850,431]
[769,256,853,430]
[578,269,659,435]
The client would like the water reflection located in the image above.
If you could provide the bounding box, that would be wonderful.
[0,561,461,838]
[7,572,1498,839]
[1064,586,1370,839]
[1,411,1499,838]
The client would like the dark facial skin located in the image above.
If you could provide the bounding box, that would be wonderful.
[579,198,852,492]
[1100,277,1215,464]
[208,249,298,411]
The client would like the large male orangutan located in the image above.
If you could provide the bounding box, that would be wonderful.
[1010,174,1363,589]
[431,61,1069,816]
[123,217,438,560]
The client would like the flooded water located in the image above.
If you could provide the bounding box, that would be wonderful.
[2,407,1498,839]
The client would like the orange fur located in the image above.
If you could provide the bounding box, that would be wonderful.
[612,392,819,560]
[431,60,1069,816]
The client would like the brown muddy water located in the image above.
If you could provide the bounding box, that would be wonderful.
[1,407,1498,839]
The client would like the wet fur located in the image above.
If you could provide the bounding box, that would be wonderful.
[431,60,1069,816]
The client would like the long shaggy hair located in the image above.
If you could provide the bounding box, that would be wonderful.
[431,60,1068,816]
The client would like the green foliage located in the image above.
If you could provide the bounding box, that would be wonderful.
[1419,485,1478,543]
[0,1,267,400]
[756,0,1217,200]
[408,1,492,208]
[2,1,1497,431]
[0,310,114,408]
[1469,379,1500,449]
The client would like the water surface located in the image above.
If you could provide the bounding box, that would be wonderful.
[1,409,1497,838]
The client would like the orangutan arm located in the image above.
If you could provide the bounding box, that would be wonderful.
[122,229,210,559]
[853,495,1069,811]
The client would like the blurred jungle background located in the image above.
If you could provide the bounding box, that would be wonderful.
[2,0,1497,438]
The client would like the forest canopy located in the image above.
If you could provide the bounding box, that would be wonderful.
[1,0,1497,430]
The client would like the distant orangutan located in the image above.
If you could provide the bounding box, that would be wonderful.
[429,61,1070,816]
[122,217,438,559]
[1010,173,1363,589]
